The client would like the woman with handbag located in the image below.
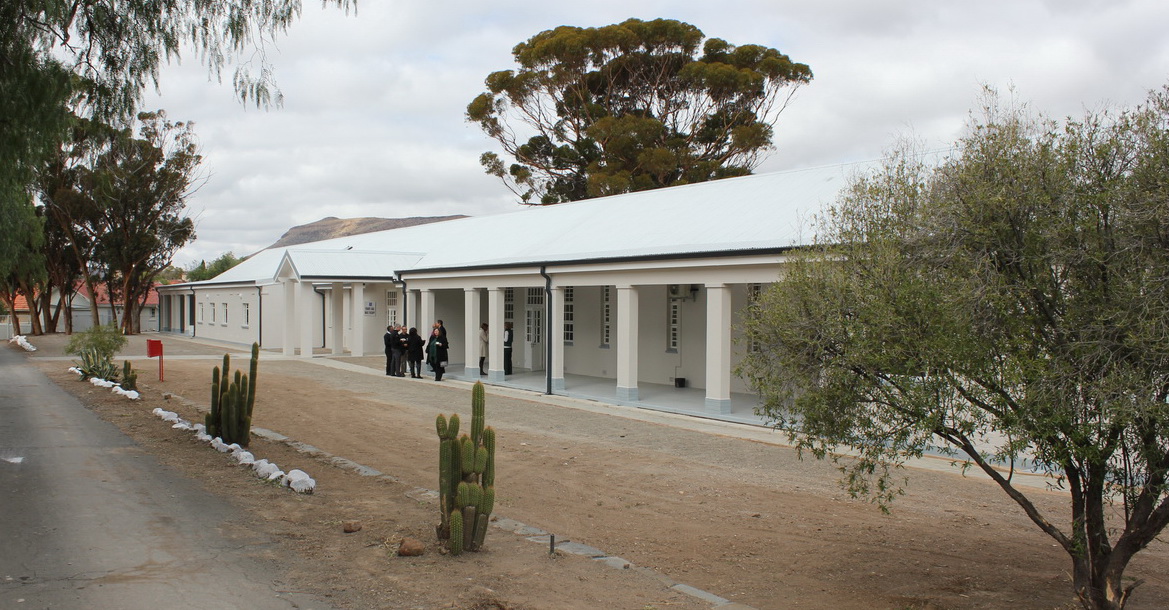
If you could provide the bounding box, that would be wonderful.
[426,327,449,381]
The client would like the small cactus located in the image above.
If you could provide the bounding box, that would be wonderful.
[449,510,464,556]
[121,360,138,392]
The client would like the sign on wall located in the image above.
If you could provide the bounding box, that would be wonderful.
[364,301,376,316]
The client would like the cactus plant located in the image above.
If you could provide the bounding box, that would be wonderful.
[206,343,260,447]
[121,360,138,392]
[434,381,497,553]
[449,510,464,556]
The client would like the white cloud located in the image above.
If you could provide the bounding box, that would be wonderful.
[141,0,1169,267]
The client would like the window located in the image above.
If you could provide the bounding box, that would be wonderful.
[666,299,680,351]
[242,303,250,327]
[600,286,611,346]
[563,286,574,343]
[748,283,763,353]
[198,302,204,323]
[504,287,514,322]
[386,290,398,326]
[526,288,543,342]
[210,302,216,323]
[222,303,228,325]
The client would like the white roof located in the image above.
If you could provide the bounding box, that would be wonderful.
[176,163,865,286]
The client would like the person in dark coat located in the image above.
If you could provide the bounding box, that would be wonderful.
[426,327,449,381]
[503,321,514,375]
[388,324,406,377]
[406,327,425,378]
[388,322,402,373]
[393,324,409,376]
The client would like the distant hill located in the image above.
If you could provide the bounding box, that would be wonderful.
[266,216,466,249]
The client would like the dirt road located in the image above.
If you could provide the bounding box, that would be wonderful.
[23,333,1169,609]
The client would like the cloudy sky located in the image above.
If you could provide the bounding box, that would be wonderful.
[142,0,1169,267]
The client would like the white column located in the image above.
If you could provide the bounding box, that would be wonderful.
[330,282,344,355]
[464,288,482,378]
[349,282,365,356]
[616,285,639,401]
[297,280,314,357]
[420,289,436,335]
[550,285,565,391]
[705,284,733,413]
[487,288,505,382]
[406,289,420,331]
[282,279,296,356]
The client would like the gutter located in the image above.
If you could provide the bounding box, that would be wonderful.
[189,287,196,338]
[539,265,553,396]
[399,277,408,327]
[255,285,263,347]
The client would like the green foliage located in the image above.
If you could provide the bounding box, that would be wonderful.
[738,85,1169,609]
[186,252,244,282]
[434,382,496,554]
[205,344,259,447]
[65,324,128,361]
[468,18,812,204]
[75,347,120,382]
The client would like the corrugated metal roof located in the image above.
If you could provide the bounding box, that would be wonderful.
[281,249,424,278]
[173,163,866,286]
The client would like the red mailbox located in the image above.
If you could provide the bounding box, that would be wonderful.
[146,339,164,381]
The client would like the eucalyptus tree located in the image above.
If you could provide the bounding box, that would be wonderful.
[468,18,812,204]
[738,88,1169,609]
[83,111,200,333]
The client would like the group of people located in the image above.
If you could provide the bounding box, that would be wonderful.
[385,320,514,382]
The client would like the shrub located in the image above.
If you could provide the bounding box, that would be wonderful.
[65,324,127,362]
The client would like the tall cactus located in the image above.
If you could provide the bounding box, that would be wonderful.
[207,344,260,448]
[434,381,497,553]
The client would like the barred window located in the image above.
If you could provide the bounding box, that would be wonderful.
[386,290,398,326]
[563,286,574,343]
[243,302,250,327]
[504,288,514,321]
[600,286,611,346]
[748,283,763,353]
[526,288,544,342]
[222,303,228,325]
[667,299,680,351]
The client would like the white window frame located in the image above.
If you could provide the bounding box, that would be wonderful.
[386,290,398,326]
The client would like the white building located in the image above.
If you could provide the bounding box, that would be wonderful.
[157,165,859,414]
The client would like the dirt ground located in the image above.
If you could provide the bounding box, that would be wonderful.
[17,333,1169,609]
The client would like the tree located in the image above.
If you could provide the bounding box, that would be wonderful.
[738,87,1169,609]
[0,202,46,336]
[187,252,244,282]
[1,0,352,279]
[467,18,812,204]
[82,111,200,334]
